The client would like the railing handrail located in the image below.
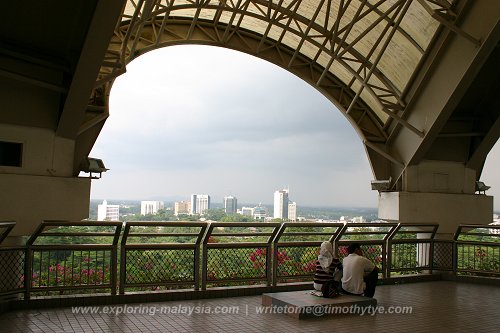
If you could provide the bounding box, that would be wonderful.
[387,223,439,241]
[0,221,16,245]
[335,222,399,242]
[453,224,500,241]
[27,220,123,246]
[121,221,208,246]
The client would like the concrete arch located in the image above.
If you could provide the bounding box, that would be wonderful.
[86,1,499,193]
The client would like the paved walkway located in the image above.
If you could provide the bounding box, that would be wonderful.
[1,281,499,332]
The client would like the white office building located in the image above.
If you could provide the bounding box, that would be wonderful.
[140,201,164,215]
[97,200,120,221]
[224,196,238,214]
[240,207,255,216]
[288,201,297,222]
[190,194,211,215]
[273,188,289,219]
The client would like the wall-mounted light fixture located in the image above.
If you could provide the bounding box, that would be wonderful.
[80,157,109,179]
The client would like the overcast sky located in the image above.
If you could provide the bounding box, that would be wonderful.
[89,45,499,210]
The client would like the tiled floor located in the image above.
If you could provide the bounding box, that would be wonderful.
[1,281,499,333]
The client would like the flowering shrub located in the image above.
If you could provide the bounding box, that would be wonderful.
[29,252,111,291]
[457,245,499,275]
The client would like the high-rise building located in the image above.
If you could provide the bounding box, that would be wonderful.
[273,188,289,219]
[224,196,238,214]
[97,200,120,221]
[288,201,297,222]
[140,201,164,215]
[190,194,211,215]
[174,201,191,216]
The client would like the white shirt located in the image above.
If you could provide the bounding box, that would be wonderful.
[341,253,375,295]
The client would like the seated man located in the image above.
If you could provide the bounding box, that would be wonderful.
[341,243,378,298]
[313,241,342,295]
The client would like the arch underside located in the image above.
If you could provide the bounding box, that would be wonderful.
[87,0,495,184]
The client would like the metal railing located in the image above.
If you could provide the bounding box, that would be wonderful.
[271,222,345,285]
[201,222,281,290]
[120,221,207,293]
[386,224,439,277]
[0,222,25,297]
[1,221,499,300]
[454,224,500,277]
[24,220,122,299]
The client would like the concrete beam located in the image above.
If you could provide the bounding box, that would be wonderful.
[388,2,500,181]
[56,0,125,139]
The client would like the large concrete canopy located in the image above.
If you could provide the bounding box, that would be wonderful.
[0,0,498,235]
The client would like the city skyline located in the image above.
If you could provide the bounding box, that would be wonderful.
[89,45,500,210]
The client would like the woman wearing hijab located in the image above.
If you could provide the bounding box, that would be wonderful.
[313,241,342,293]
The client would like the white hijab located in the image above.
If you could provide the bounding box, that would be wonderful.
[318,241,334,273]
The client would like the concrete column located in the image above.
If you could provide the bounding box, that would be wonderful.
[0,174,91,236]
[379,191,493,274]
[378,191,493,234]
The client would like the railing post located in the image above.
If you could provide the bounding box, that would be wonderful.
[111,222,122,296]
[194,244,200,291]
[194,224,208,291]
[24,246,31,301]
[428,239,434,274]
[385,239,391,279]
[119,244,126,295]
[119,223,129,295]
[452,239,458,276]
[200,223,213,291]
[271,223,287,287]
[111,246,117,295]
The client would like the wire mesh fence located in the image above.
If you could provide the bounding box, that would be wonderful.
[1,221,499,299]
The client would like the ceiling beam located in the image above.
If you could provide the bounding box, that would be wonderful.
[56,0,126,139]
[386,2,500,181]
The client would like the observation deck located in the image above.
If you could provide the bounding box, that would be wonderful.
[1,220,499,332]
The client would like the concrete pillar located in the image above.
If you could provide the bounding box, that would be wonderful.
[379,191,493,274]
[0,174,91,236]
[378,191,493,235]
[379,160,493,233]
